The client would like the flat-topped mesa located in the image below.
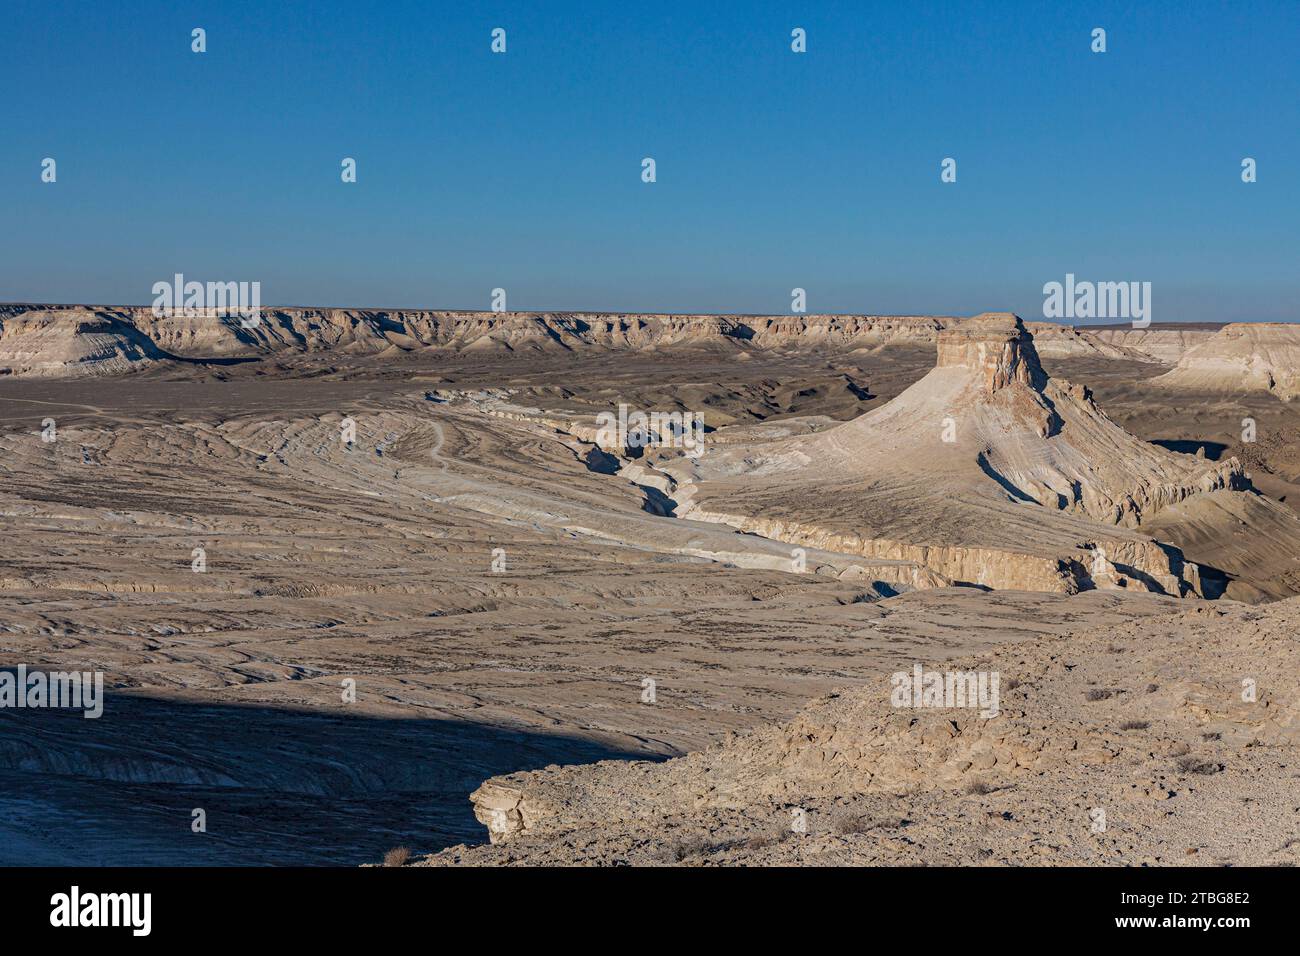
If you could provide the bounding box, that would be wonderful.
[936,313,1047,393]
[1152,321,1300,401]
[0,309,166,377]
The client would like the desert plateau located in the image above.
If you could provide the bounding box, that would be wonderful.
[8,13,1300,927]
[1,304,1297,867]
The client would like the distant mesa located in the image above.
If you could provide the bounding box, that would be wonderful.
[0,309,165,377]
[1087,324,1219,364]
[0,303,1246,375]
[1151,322,1300,401]
[0,305,954,369]
[1023,321,1163,363]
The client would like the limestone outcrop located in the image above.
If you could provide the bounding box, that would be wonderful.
[1089,325,1218,364]
[0,309,165,377]
[642,315,1288,596]
[0,303,1187,375]
[1152,322,1300,401]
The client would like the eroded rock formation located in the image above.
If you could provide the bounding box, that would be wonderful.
[634,315,1291,596]
[1152,322,1300,401]
[0,303,1193,376]
[0,309,165,377]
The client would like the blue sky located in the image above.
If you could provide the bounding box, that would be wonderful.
[3,0,1297,321]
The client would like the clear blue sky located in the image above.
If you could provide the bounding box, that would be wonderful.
[3,0,1297,322]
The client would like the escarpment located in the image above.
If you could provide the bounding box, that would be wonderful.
[0,303,1202,375]
[1152,323,1300,401]
[0,309,166,376]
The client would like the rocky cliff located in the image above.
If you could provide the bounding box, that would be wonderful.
[1151,322,1300,401]
[0,303,1183,376]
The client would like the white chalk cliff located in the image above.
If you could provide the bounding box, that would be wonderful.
[645,315,1290,595]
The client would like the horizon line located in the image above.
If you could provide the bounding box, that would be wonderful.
[0,302,1287,328]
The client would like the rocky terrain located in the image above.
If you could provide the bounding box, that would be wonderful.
[1024,321,1161,363]
[0,309,165,377]
[1089,323,1221,364]
[1153,323,1300,401]
[0,304,1228,377]
[639,315,1300,601]
[0,306,958,375]
[429,596,1300,866]
[0,303,1296,866]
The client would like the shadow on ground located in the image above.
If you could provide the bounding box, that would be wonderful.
[1151,439,1229,460]
[0,691,655,866]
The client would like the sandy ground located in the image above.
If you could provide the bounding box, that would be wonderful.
[1,335,1296,865]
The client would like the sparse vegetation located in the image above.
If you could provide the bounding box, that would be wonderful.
[383,845,412,867]
[664,834,717,862]
[1085,688,1117,701]
[745,827,793,849]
